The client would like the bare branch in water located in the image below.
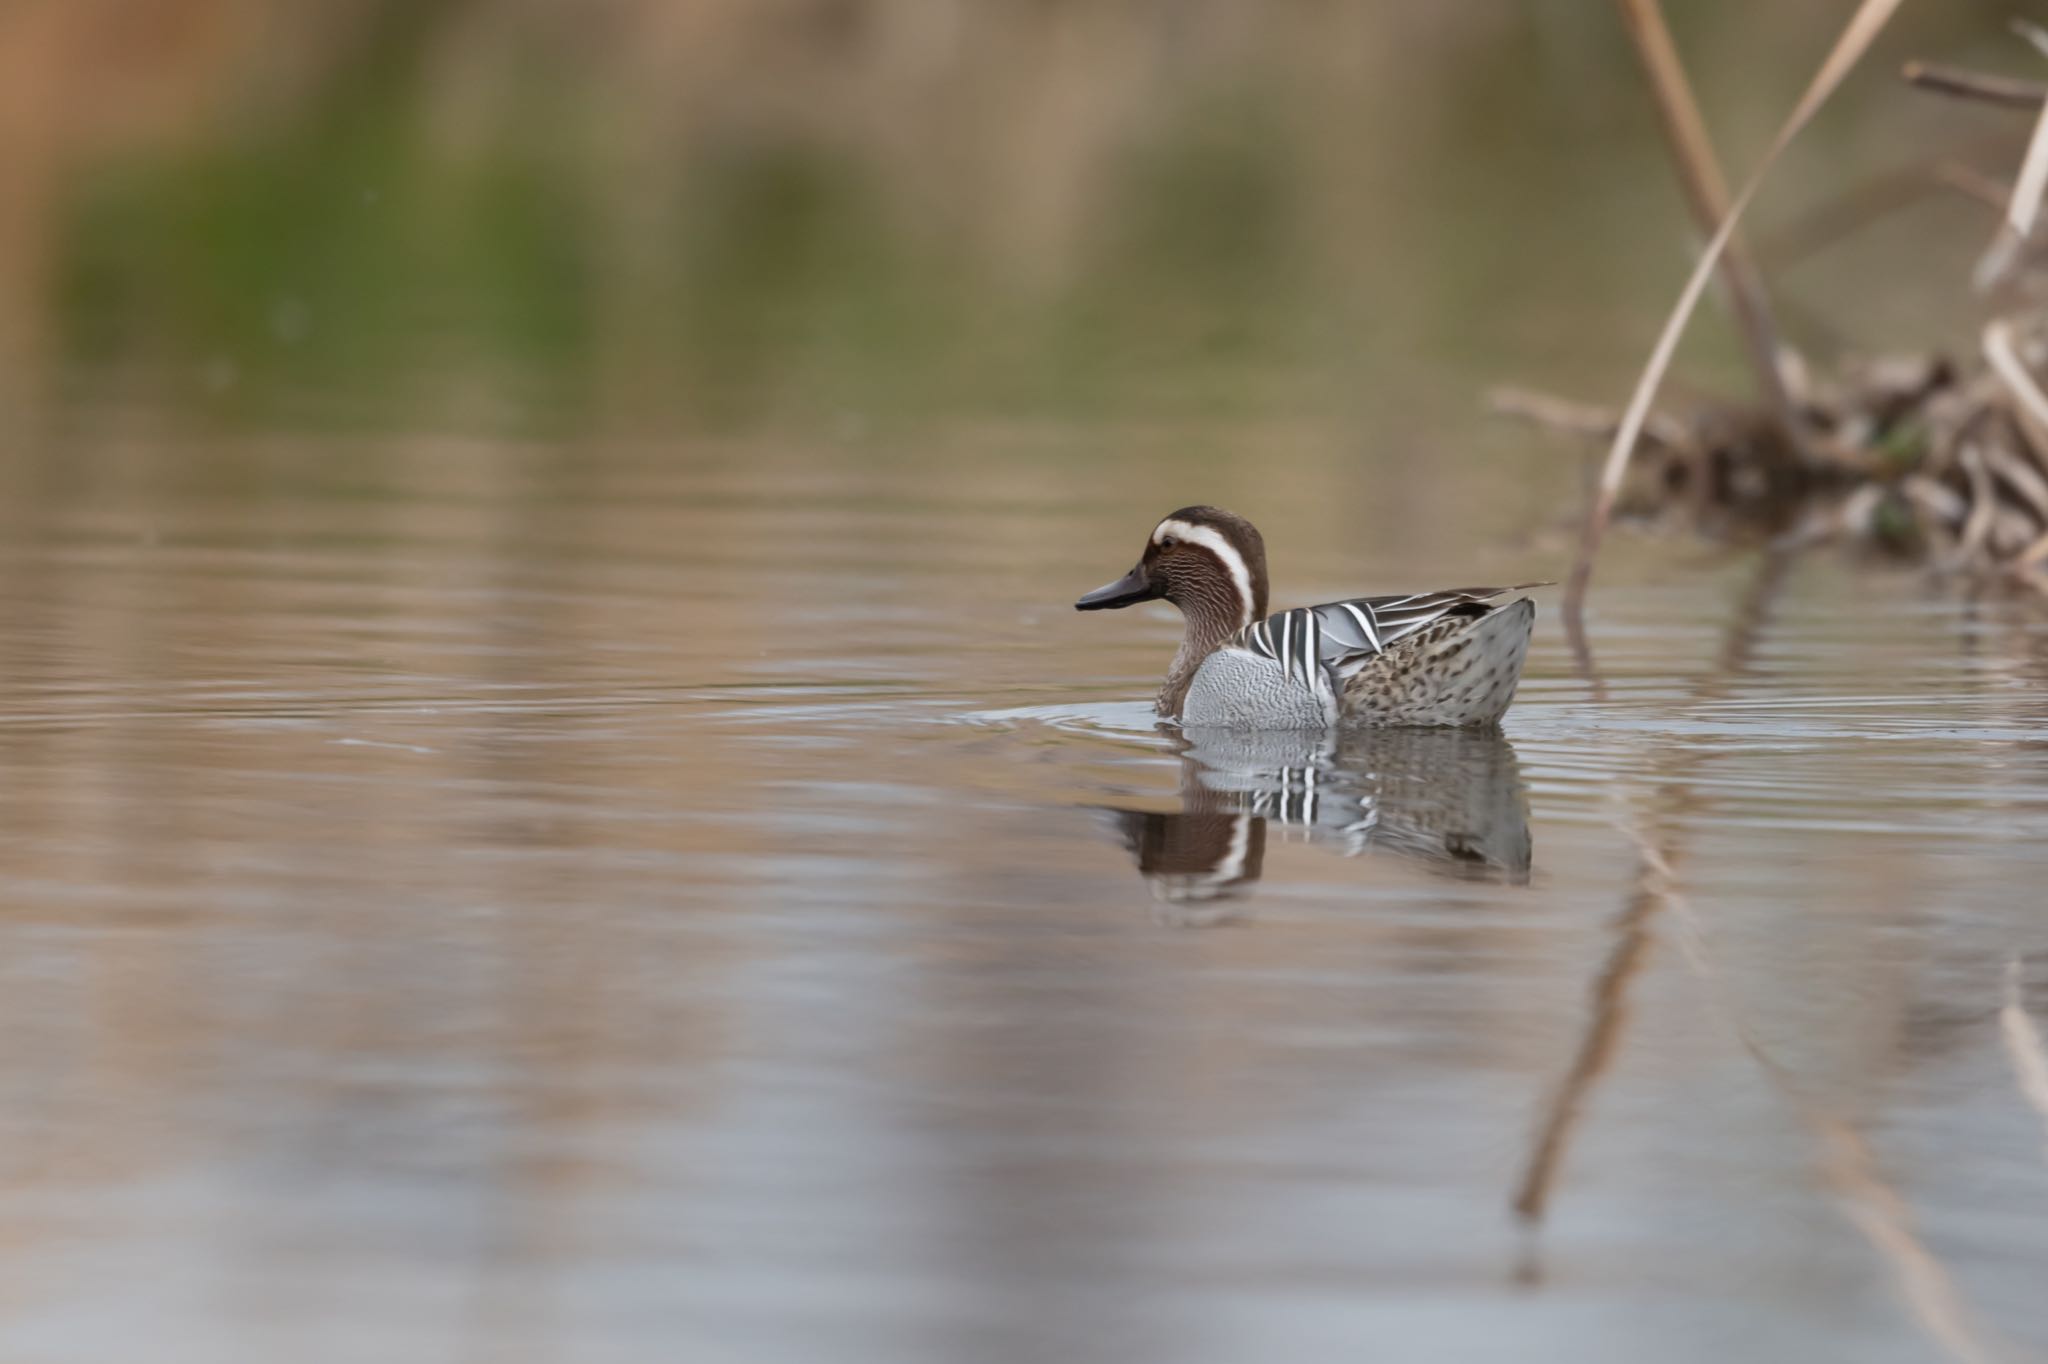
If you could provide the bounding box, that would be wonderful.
[1612,0,1803,451]
[1565,0,1909,636]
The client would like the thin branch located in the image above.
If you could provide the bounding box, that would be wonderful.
[1752,138,2030,266]
[1936,161,2017,212]
[1975,83,2048,288]
[1985,318,2048,433]
[1612,0,1803,450]
[1488,386,1690,449]
[1955,445,1997,569]
[1902,60,2048,109]
[2014,18,2048,63]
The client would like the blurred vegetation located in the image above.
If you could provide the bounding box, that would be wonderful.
[0,0,2032,436]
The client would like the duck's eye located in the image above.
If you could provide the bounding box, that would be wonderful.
[1159,535,1178,550]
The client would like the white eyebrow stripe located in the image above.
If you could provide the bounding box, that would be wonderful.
[1153,519,1255,627]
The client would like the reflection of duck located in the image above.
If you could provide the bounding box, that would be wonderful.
[1100,726,1532,908]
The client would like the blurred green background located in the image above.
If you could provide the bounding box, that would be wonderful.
[0,1,2035,441]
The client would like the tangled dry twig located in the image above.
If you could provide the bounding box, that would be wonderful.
[1518,16,2048,618]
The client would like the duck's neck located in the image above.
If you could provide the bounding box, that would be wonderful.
[1158,595,1251,718]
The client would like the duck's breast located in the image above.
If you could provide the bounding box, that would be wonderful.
[1181,647,1334,729]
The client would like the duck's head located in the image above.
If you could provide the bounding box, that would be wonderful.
[1075,506,1269,630]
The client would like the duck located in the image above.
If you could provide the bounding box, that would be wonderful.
[1076,506,1540,728]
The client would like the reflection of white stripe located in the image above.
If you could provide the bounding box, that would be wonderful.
[1154,519,1255,628]
[1218,812,1251,884]
[1160,812,1253,903]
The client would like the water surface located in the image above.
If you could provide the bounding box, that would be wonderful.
[2,434,2048,1363]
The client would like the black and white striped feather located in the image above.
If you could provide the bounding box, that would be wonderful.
[1234,586,1535,684]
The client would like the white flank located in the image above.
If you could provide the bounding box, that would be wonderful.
[1154,519,1256,627]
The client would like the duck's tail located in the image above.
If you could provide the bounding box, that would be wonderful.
[1342,595,1535,727]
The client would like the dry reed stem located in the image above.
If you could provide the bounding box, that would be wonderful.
[1975,77,2048,288]
[1903,60,2048,109]
[1565,0,1908,639]
[2001,957,2048,1165]
[1613,0,1801,446]
[1984,319,2048,432]
[2015,18,2048,63]
[1955,445,1998,567]
[1985,442,2048,525]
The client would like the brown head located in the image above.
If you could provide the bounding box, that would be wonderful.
[1075,506,1270,715]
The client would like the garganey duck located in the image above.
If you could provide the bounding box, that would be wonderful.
[1076,506,1539,728]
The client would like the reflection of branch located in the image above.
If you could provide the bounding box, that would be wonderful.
[1653,853,2009,1364]
[1562,546,2013,1363]
[2001,957,2048,1166]
[1810,1118,2005,1364]
[1511,879,1658,1223]
[1538,525,2017,1360]
[1517,550,1793,1243]
[1714,547,1794,680]
[1560,585,1606,702]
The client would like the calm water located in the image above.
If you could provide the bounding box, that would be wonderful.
[3,429,2048,1364]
